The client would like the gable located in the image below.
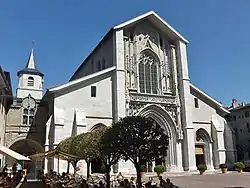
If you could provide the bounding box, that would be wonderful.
[114,11,188,43]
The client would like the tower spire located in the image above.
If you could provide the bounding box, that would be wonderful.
[25,41,36,69]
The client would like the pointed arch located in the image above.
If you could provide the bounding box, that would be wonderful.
[89,123,107,132]
[196,128,212,143]
[137,104,178,170]
[138,49,161,94]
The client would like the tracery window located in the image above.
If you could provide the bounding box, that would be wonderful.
[139,52,159,94]
[23,108,35,126]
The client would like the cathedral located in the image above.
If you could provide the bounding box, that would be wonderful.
[5,11,236,177]
[40,11,236,175]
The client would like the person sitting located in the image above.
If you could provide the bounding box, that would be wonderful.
[165,178,175,188]
[158,176,165,187]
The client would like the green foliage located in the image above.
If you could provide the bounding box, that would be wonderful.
[197,164,207,171]
[154,165,165,174]
[140,165,147,172]
[110,116,169,165]
[110,116,169,188]
[234,162,245,169]
[99,127,121,170]
[71,132,101,161]
[56,136,74,154]
[219,163,227,169]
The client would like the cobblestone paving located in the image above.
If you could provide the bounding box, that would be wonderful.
[165,172,250,188]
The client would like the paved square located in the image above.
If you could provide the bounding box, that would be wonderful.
[168,172,250,188]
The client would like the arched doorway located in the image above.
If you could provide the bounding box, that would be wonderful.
[138,104,179,172]
[6,139,44,179]
[89,123,107,174]
[195,129,213,169]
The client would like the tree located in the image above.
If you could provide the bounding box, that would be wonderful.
[99,127,121,188]
[56,136,76,173]
[57,136,74,153]
[71,132,102,179]
[111,116,169,188]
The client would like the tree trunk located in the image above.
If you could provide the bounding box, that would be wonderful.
[67,161,70,174]
[106,166,111,188]
[73,160,78,177]
[86,160,90,180]
[135,164,142,188]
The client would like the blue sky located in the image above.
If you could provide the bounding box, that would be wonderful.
[0,0,249,105]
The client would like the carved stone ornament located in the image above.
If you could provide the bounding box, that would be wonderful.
[129,93,176,104]
[128,103,147,116]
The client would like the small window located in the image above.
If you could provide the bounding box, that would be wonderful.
[247,123,250,132]
[29,116,34,125]
[91,86,96,97]
[129,33,134,41]
[194,98,199,108]
[91,60,94,73]
[23,108,28,115]
[245,111,249,117]
[159,37,163,47]
[102,59,106,70]
[27,77,34,86]
[97,60,101,71]
[29,109,35,115]
[23,115,28,125]
[233,116,236,121]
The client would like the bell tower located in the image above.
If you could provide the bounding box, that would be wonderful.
[16,48,44,100]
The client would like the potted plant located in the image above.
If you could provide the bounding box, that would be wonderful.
[234,162,245,173]
[197,164,207,175]
[219,163,227,173]
[154,165,165,176]
[140,165,147,177]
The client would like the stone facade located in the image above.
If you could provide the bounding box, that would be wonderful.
[0,67,12,165]
[40,11,236,175]
[4,49,45,179]
[226,99,250,162]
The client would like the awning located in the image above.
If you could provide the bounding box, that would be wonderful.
[0,145,30,161]
[29,150,81,161]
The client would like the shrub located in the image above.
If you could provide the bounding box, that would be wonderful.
[197,164,207,171]
[219,163,227,169]
[244,160,250,172]
[154,165,165,174]
[234,162,245,170]
[140,165,147,172]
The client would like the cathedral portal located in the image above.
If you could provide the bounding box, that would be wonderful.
[138,104,183,172]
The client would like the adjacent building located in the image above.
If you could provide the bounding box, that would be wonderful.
[4,49,46,179]
[226,99,250,162]
[40,11,236,175]
[0,67,12,162]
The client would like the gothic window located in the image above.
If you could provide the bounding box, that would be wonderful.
[138,52,159,94]
[27,77,34,86]
[97,60,101,71]
[102,58,106,69]
[22,108,35,126]
[91,60,94,73]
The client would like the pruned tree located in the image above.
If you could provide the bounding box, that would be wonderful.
[71,132,101,179]
[99,127,121,188]
[111,116,169,188]
[56,136,76,173]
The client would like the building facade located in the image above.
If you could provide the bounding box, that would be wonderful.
[0,67,12,164]
[226,99,250,162]
[4,49,46,179]
[41,11,236,175]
